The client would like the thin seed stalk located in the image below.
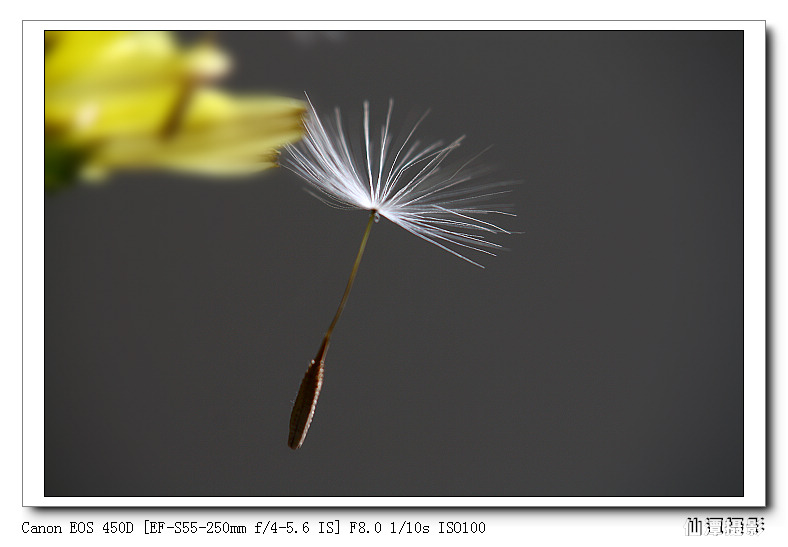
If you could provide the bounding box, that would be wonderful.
[288,211,377,450]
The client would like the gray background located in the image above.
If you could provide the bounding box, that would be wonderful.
[45,30,744,497]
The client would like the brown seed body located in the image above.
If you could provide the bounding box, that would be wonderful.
[288,340,329,450]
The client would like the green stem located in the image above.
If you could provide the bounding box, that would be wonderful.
[288,211,377,449]
[323,211,376,344]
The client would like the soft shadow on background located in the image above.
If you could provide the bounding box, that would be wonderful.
[45,30,744,497]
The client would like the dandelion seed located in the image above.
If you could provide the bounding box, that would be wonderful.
[284,98,514,449]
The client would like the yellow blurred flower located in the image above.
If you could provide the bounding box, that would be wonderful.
[45,31,305,190]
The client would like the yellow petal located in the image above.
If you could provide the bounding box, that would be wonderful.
[46,31,230,141]
[45,31,304,183]
[46,31,180,91]
[82,90,306,178]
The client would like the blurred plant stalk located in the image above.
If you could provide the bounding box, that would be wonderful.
[45,31,305,191]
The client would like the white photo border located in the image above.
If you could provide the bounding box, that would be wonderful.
[23,19,766,507]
